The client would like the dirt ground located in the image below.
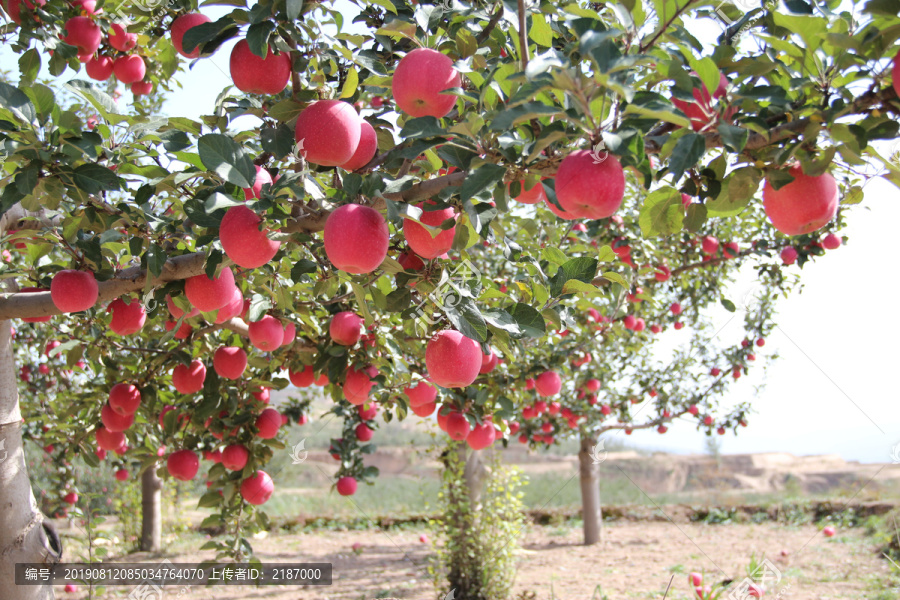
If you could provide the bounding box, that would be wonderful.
[57,520,895,600]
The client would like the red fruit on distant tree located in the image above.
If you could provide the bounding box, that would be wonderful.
[688,405,699,416]
[555,150,625,219]
[336,476,358,496]
[723,241,740,258]
[184,267,236,312]
[172,359,206,394]
[756,338,766,347]
[710,367,721,376]
[670,302,683,315]
[323,204,389,274]
[780,246,798,265]
[392,48,461,118]
[821,232,842,249]
[241,470,274,505]
[221,444,249,471]
[229,39,292,95]
[256,408,282,439]
[403,201,457,259]
[701,236,719,254]
[330,311,364,346]
[63,492,78,505]
[657,425,668,434]
[762,166,838,235]
[170,12,211,58]
[51,270,98,313]
[167,450,199,481]
[115,469,129,481]
[425,330,482,388]
[62,17,102,56]
[671,72,732,131]
[340,120,378,172]
[823,525,836,537]
[623,315,636,329]
[107,297,146,335]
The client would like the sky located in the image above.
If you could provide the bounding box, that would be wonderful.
[1,2,898,464]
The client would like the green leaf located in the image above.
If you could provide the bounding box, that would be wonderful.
[717,124,749,153]
[0,81,36,125]
[444,296,488,343]
[286,0,302,20]
[260,124,295,160]
[549,257,598,297]
[707,167,761,217]
[399,117,446,139]
[562,279,598,295]
[688,57,720,99]
[18,49,41,88]
[667,133,706,181]
[458,163,506,202]
[508,303,545,338]
[145,244,167,279]
[639,187,684,237]
[488,102,561,131]
[683,203,707,232]
[246,20,276,58]
[481,308,523,338]
[72,164,121,194]
[721,298,736,312]
[181,17,239,55]
[599,271,628,287]
[198,134,256,188]
[340,68,359,99]
[197,491,223,508]
[290,259,318,282]
[529,13,553,47]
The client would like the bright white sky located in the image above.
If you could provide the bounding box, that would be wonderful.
[3,1,898,463]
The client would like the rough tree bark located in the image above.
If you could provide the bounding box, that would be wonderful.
[579,434,603,545]
[0,319,61,599]
[140,464,162,552]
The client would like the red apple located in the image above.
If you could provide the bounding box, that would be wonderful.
[821,232,841,249]
[555,150,625,219]
[172,359,206,394]
[107,297,146,335]
[101,403,134,432]
[170,12,211,59]
[446,412,470,440]
[113,55,145,84]
[114,468,129,481]
[95,426,125,451]
[248,315,283,351]
[289,365,315,387]
[403,201,457,259]
[823,525,836,537]
[51,270,98,313]
[405,381,438,407]
[323,204,389,274]
[343,365,377,405]
[244,165,273,200]
[336,476,357,496]
[425,330,481,388]
[220,205,280,269]
[62,17,102,56]
[229,39,291,95]
[109,383,140,415]
[255,408,282,439]
[392,48,461,118]
[221,444,249,471]
[3,0,46,24]
[535,371,561,397]
[467,421,496,450]
[544,196,580,220]
[340,120,378,172]
[480,351,498,374]
[108,23,137,52]
[509,179,546,204]
[355,423,374,442]
[213,346,247,379]
[214,287,244,324]
[330,311,363,346]
[86,55,113,81]
[622,315,636,329]
[240,470,274,505]
[672,72,732,131]
[397,250,425,271]
[701,236,719,254]
[167,449,199,481]
[63,492,78,505]
[358,401,379,420]
[762,166,838,235]
[411,401,436,417]
[294,99,363,166]
[167,295,200,319]
[131,81,153,96]
[184,266,236,312]
[780,246,798,265]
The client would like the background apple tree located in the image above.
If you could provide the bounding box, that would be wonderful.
[0,0,897,598]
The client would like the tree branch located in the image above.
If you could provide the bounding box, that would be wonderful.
[476,5,504,44]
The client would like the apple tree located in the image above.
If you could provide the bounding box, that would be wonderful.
[0,0,898,598]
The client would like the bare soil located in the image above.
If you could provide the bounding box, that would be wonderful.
[58,521,895,600]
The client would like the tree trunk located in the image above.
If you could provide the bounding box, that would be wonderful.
[579,434,603,545]
[461,444,488,503]
[0,319,61,599]
[140,464,162,552]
